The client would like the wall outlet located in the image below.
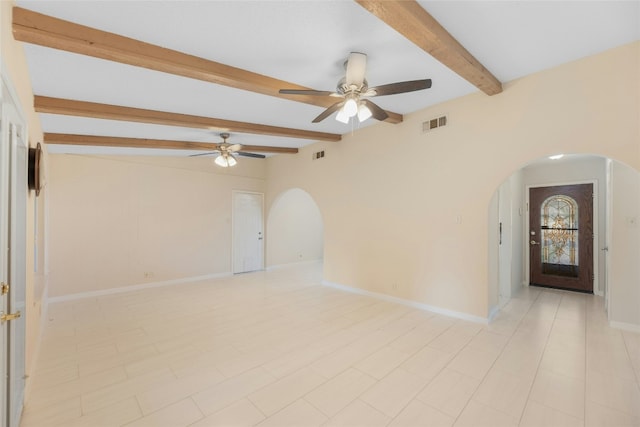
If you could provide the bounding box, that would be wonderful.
[144,272,154,279]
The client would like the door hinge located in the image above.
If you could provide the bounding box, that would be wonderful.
[0,282,8,295]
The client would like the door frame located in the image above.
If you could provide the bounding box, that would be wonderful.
[231,190,265,274]
[525,180,599,294]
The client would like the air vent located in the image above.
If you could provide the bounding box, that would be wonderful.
[312,150,325,160]
[422,115,447,133]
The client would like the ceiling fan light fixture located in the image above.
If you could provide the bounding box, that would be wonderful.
[335,108,350,124]
[343,97,358,117]
[357,103,372,122]
[214,153,237,167]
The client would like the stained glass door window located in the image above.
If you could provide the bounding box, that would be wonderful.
[540,195,579,278]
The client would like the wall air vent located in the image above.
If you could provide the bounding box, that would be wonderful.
[422,115,448,133]
[312,150,325,160]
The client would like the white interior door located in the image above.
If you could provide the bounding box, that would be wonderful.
[0,85,11,427]
[233,191,264,274]
[1,79,27,427]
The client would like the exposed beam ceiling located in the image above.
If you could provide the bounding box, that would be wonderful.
[356,0,503,96]
[13,6,403,125]
[44,133,300,154]
[34,96,341,143]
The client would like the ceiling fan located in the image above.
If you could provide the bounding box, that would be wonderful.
[190,133,265,167]
[280,52,432,124]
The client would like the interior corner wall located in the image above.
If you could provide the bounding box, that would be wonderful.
[609,161,640,329]
[487,190,500,311]
[48,154,266,298]
[266,42,639,320]
[509,170,525,295]
[266,188,323,267]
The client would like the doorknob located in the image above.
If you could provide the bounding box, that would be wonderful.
[1,282,8,295]
[1,311,21,323]
[530,240,540,245]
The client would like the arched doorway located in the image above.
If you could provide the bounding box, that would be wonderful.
[489,154,640,330]
[266,188,324,268]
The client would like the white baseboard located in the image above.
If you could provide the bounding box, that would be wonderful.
[47,272,232,304]
[322,280,490,324]
[266,259,323,271]
[609,320,640,333]
[488,305,500,322]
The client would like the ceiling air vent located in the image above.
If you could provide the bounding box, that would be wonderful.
[422,115,447,133]
[312,150,325,160]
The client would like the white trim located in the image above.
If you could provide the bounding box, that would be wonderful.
[266,259,323,271]
[609,321,640,333]
[25,284,49,403]
[47,272,232,304]
[488,305,500,322]
[322,280,490,324]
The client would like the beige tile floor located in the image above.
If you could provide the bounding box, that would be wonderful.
[21,263,640,427]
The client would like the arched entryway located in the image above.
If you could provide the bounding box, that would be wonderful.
[488,154,640,329]
[266,188,324,268]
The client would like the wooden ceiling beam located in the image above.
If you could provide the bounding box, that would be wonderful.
[44,133,299,153]
[14,6,403,124]
[34,96,341,143]
[355,0,503,96]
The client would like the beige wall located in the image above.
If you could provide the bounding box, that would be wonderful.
[1,0,46,395]
[266,42,640,319]
[48,155,266,297]
[266,188,324,267]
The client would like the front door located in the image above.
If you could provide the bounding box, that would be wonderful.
[232,191,264,274]
[529,184,593,292]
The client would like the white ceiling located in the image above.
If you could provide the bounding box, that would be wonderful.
[16,0,640,156]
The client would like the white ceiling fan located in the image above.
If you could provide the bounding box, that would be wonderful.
[280,52,432,124]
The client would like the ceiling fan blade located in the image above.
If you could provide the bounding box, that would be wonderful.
[312,101,345,123]
[237,152,266,159]
[366,79,432,97]
[227,144,242,152]
[345,52,367,87]
[189,152,218,157]
[361,99,389,121]
[279,89,336,96]
[239,145,298,154]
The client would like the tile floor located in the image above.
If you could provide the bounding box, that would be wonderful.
[21,263,640,426]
